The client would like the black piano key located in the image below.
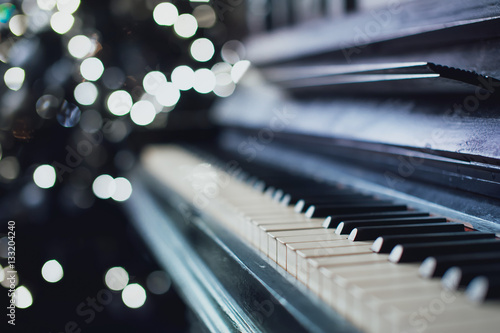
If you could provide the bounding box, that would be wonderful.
[281,189,357,205]
[305,203,407,218]
[348,222,464,242]
[373,232,495,254]
[252,175,310,184]
[283,186,352,196]
[389,238,500,263]
[466,275,500,303]
[336,217,447,235]
[322,211,429,228]
[294,195,377,213]
[419,251,500,278]
[442,265,500,290]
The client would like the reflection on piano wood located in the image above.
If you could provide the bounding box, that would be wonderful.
[139,145,500,333]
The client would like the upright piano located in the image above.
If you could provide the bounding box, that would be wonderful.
[124,1,500,332]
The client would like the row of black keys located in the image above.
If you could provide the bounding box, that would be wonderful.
[231,168,500,303]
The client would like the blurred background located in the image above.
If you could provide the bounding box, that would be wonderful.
[0,0,248,331]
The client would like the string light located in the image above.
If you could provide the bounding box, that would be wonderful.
[50,11,74,34]
[105,267,129,291]
[130,101,156,126]
[173,14,197,38]
[190,38,215,62]
[33,165,56,189]
[193,68,216,94]
[41,260,64,283]
[80,57,104,81]
[0,0,247,218]
[107,90,133,116]
[171,65,195,91]
[122,284,147,309]
[153,2,178,26]
[4,67,25,91]
[74,82,98,105]
[14,286,33,309]
[68,35,93,59]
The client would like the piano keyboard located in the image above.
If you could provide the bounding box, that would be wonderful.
[142,145,500,333]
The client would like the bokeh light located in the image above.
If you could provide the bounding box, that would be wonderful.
[68,35,93,59]
[79,109,102,133]
[50,11,74,34]
[155,82,180,107]
[153,2,178,26]
[231,60,251,83]
[193,68,216,94]
[190,38,215,62]
[4,67,25,91]
[0,156,20,182]
[221,40,246,65]
[56,0,80,14]
[214,82,236,97]
[103,119,128,143]
[33,164,56,189]
[107,90,132,116]
[74,82,98,105]
[1,266,18,288]
[14,286,33,309]
[143,71,167,96]
[56,101,81,127]
[146,271,171,295]
[37,0,56,11]
[122,283,146,309]
[41,260,64,283]
[171,65,194,91]
[80,57,104,81]
[36,95,60,119]
[140,92,165,113]
[193,5,216,28]
[105,267,129,291]
[111,177,132,202]
[9,15,28,36]
[130,100,156,126]
[92,174,116,199]
[0,3,16,24]
[21,183,45,207]
[173,14,197,38]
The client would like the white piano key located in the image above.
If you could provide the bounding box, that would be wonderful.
[280,236,353,269]
[268,229,331,261]
[286,239,369,275]
[318,263,417,305]
[296,246,375,283]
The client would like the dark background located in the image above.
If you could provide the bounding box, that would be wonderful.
[0,0,247,331]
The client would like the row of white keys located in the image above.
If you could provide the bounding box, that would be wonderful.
[286,239,372,275]
[144,147,500,333]
[179,150,436,332]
